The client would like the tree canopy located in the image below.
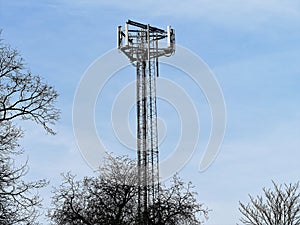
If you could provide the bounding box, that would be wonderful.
[48,155,209,225]
[0,33,59,224]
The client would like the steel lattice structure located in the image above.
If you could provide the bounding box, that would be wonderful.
[118,20,175,224]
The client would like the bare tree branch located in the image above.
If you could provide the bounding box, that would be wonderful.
[239,181,300,225]
[0,38,60,135]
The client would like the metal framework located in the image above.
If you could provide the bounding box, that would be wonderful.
[118,20,175,224]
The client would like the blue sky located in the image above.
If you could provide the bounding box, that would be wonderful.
[1,0,300,224]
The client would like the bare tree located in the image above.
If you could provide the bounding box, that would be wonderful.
[239,181,300,225]
[0,157,48,225]
[0,33,59,224]
[48,155,138,225]
[48,155,209,225]
[0,35,59,135]
[149,175,209,225]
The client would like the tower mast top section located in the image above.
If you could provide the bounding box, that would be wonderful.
[117,19,175,64]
